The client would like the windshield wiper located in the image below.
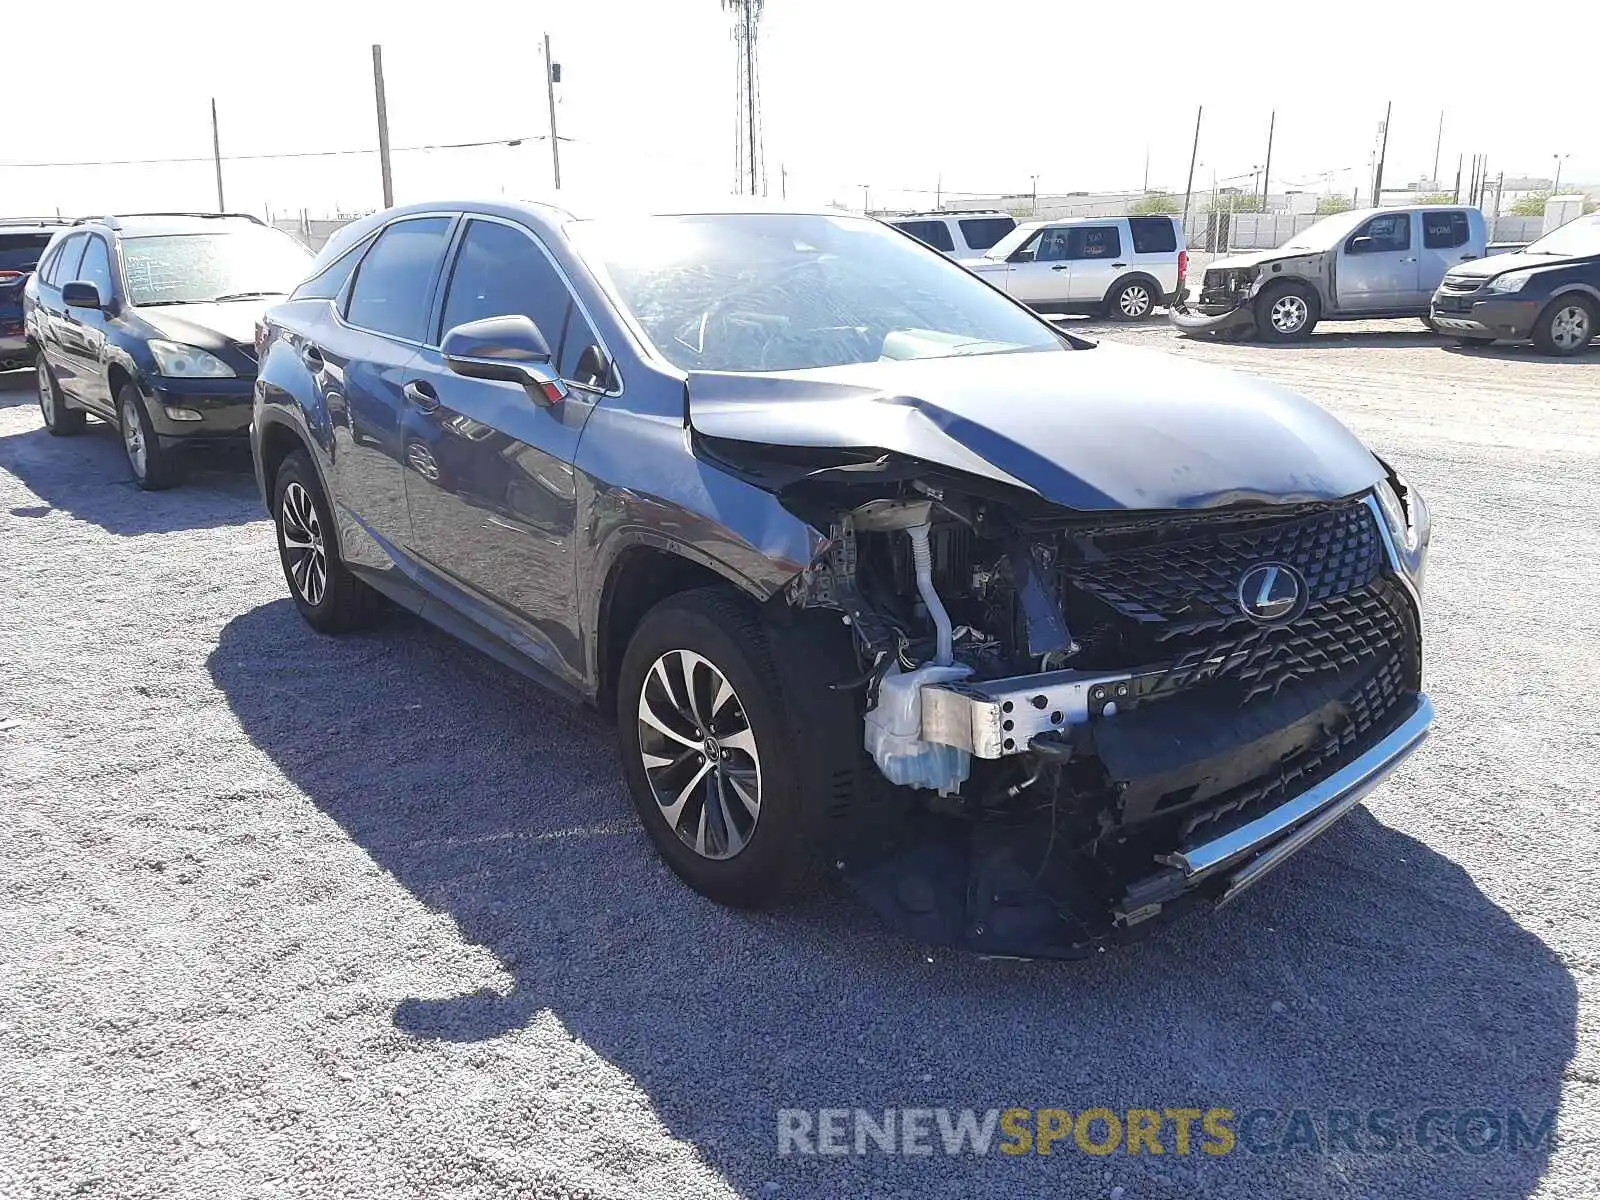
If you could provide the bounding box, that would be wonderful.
[212,290,287,302]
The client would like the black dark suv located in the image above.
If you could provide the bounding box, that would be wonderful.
[253,199,1433,957]
[23,213,312,488]
[1,218,68,371]
[1431,213,1600,355]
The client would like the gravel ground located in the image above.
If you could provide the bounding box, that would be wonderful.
[2,323,1598,1200]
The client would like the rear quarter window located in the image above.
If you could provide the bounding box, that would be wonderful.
[1422,211,1470,250]
[957,217,1016,251]
[0,234,55,273]
[892,220,955,253]
[1128,217,1178,255]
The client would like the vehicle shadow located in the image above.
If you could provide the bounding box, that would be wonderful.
[0,367,41,409]
[0,418,260,535]
[208,598,1576,1200]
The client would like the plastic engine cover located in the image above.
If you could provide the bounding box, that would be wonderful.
[864,663,974,795]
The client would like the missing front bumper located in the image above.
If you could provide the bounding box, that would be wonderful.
[1169,300,1258,337]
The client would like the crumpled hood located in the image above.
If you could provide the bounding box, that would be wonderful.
[1204,247,1321,273]
[133,299,271,349]
[688,342,1383,511]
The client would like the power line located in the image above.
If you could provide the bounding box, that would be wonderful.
[1,134,552,170]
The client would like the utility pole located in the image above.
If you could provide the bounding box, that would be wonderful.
[1260,110,1275,213]
[860,184,870,213]
[1553,153,1569,194]
[371,45,394,208]
[1453,153,1462,203]
[1180,105,1202,238]
[1371,101,1391,204]
[1030,174,1039,216]
[1142,145,1149,193]
[210,98,225,213]
[544,34,562,190]
[1432,110,1444,187]
[744,2,757,195]
[781,163,787,200]
[935,171,941,209]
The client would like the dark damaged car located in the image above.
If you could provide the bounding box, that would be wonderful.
[253,199,1433,957]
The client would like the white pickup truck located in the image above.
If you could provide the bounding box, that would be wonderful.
[1171,205,1494,341]
[963,215,1185,320]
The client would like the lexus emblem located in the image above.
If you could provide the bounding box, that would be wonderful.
[1237,563,1307,624]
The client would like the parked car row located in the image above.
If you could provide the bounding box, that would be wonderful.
[1,218,69,371]
[1169,204,1599,355]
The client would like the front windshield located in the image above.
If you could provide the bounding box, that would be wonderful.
[1523,214,1600,257]
[571,212,1065,373]
[982,223,1041,260]
[121,228,313,306]
[1281,210,1368,251]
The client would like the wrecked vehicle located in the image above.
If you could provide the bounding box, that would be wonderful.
[1172,204,1486,342]
[254,199,1432,957]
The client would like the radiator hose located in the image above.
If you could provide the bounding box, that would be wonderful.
[906,523,953,667]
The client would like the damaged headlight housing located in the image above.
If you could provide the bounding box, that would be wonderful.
[1374,473,1429,592]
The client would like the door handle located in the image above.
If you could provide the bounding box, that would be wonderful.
[1401,257,1417,263]
[1051,264,1069,271]
[1460,254,1478,261]
[1111,262,1127,268]
[403,380,439,413]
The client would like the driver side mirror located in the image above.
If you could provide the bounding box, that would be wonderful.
[1347,235,1376,255]
[441,314,567,406]
[1009,248,1036,264]
[62,281,108,311]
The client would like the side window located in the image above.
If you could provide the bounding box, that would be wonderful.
[438,219,574,360]
[900,221,954,252]
[1128,217,1178,255]
[47,235,86,287]
[75,236,115,299]
[957,217,1015,252]
[291,234,375,301]
[1422,211,1469,250]
[1348,213,1411,254]
[1036,228,1073,262]
[344,217,453,342]
[1068,226,1122,260]
[558,308,613,390]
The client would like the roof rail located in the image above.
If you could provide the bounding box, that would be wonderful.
[0,216,72,226]
[71,212,266,230]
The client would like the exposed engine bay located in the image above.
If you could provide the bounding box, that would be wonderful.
[722,442,1427,958]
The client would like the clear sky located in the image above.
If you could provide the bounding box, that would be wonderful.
[4,0,1595,219]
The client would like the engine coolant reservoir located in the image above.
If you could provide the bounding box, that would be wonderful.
[864,662,974,796]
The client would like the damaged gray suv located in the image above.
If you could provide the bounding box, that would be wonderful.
[253,198,1432,958]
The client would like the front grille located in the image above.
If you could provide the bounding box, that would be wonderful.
[1069,502,1382,625]
[1440,275,1482,293]
[1150,579,1410,705]
[1052,500,1420,836]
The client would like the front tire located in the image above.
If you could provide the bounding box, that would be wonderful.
[37,361,86,436]
[118,383,178,490]
[1106,278,1157,321]
[618,587,820,908]
[1255,280,1320,342]
[1532,296,1595,357]
[272,450,382,633]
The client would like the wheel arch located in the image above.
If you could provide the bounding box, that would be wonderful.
[592,538,778,714]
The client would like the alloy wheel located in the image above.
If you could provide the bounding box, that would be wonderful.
[1551,304,1591,352]
[120,395,147,478]
[636,649,762,860]
[279,481,328,607]
[37,363,55,427]
[1269,294,1309,334]
[1119,284,1152,318]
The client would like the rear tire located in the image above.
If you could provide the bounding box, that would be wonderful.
[1105,278,1157,321]
[272,450,382,633]
[618,587,840,908]
[37,361,86,436]
[1531,296,1595,357]
[118,383,179,490]
[1255,280,1320,342]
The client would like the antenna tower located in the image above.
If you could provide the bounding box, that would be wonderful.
[725,0,765,195]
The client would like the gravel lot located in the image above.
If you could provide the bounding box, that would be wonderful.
[2,323,1598,1200]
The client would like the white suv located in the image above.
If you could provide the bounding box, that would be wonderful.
[888,211,1018,259]
[964,215,1186,320]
